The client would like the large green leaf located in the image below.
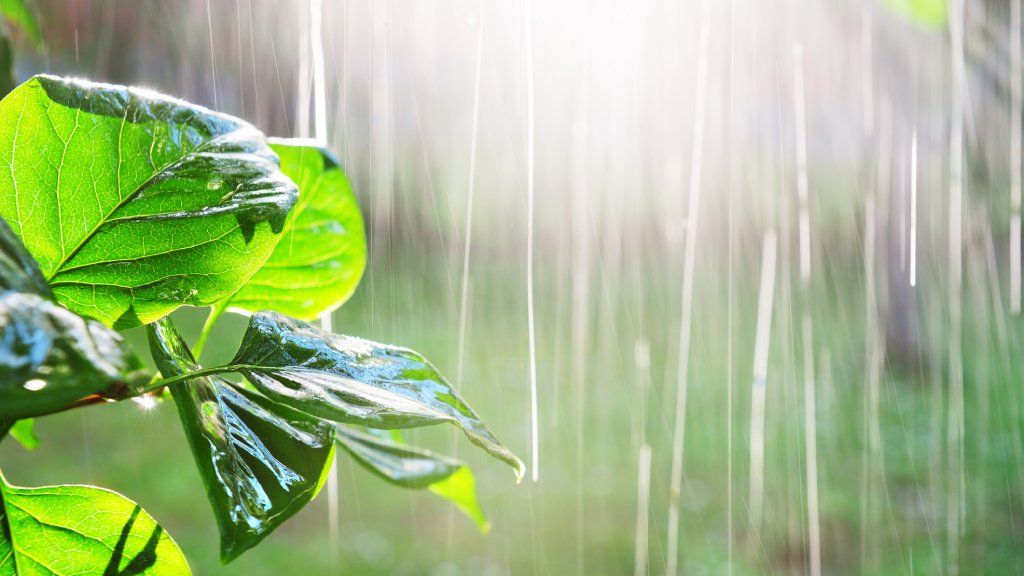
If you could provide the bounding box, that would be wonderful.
[336,426,489,532]
[229,312,524,480]
[221,139,366,320]
[0,75,297,328]
[0,472,190,575]
[148,317,336,564]
[0,291,148,420]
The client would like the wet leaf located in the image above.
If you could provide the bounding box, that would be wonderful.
[0,75,297,328]
[222,139,366,320]
[336,426,489,532]
[0,34,13,101]
[0,291,148,420]
[0,215,48,297]
[148,318,336,564]
[0,472,190,575]
[337,426,460,488]
[230,312,524,481]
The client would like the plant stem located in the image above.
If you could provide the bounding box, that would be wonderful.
[141,364,252,393]
[28,363,258,420]
[193,301,227,359]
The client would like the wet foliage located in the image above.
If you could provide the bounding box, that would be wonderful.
[0,71,519,573]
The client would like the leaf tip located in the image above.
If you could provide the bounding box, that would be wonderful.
[512,460,526,484]
[219,535,255,565]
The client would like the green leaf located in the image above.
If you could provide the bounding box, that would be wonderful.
[230,312,525,481]
[6,419,35,450]
[0,217,40,293]
[0,218,148,420]
[336,426,489,532]
[0,34,14,101]
[0,217,48,297]
[0,75,297,328]
[221,139,366,320]
[0,291,148,420]
[147,317,336,564]
[0,472,190,575]
[429,467,488,532]
[336,426,461,488]
[0,0,39,48]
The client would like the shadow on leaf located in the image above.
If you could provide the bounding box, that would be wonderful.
[103,505,163,576]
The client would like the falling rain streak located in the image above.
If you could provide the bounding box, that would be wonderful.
[524,0,539,485]
[748,230,778,535]
[666,0,711,574]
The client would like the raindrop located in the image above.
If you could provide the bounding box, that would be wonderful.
[133,395,158,411]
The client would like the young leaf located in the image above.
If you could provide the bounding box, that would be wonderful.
[6,419,35,450]
[148,318,336,564]
[220,139,366,320]
[429,467,488,532]
[0,75,298,328]
[0,472,190,575]
[0,420,35,451]
[336,426,489,532]
[230,312,525,481]
[0,291,149,420]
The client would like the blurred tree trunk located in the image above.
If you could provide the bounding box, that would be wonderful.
[873,0,1016,368]
[873,10,937,368]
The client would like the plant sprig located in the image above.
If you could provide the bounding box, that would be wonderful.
[0,74,521,573]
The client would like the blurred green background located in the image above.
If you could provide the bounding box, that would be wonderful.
[2,0,1024,574]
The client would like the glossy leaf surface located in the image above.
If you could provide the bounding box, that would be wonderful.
[0,217,48,297]
[148,318,335,564]
[336,426,488,531]
[0,34,12,101]
[231,312,524,480]
[0,291,148,420]
[223,139,366,320]
[336,426,461,488]
[0,75,297,328]
[0,474,190,575]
